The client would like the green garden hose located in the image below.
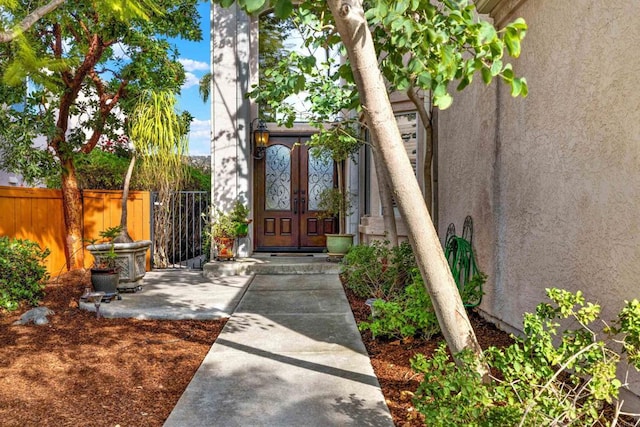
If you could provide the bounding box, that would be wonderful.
[444,217,483,307]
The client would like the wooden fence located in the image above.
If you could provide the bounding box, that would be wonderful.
[0,186,151,277]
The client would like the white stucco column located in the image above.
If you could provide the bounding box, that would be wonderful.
[210,3,255,257]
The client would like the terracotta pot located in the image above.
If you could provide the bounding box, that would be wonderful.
[215,237,235,260]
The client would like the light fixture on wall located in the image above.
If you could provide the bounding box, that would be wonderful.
[250,118,269,159]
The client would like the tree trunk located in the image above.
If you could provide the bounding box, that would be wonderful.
[370,135,398,247]
[59,158,85,270]
[407,86,434,216]
[114,154,135,244]
[153,186,171,268]
[327,0,486,373]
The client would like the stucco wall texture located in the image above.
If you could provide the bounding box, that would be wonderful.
[438,0,640,353]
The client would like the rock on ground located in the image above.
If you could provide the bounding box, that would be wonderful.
[13,307,54,325]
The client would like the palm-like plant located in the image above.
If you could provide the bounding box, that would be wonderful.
[118,90,189,267]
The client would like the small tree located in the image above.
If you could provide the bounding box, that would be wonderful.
[127,90,189,267]
[215,0,527,376]
[0,0,201,270]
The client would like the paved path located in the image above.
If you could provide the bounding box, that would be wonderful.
[163,274,394,426]
[79,270,249,320]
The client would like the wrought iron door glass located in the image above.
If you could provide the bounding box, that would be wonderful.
[265,144,291,210]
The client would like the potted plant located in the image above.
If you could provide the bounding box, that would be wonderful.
[87,226,121,295]
[317,187,355,258]
[310,124,361,258]
[230,200,252,238]
[208,201,251,260]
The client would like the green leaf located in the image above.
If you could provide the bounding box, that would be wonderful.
[490,59,503,76]
[273,0,293,18]
[243,0,266,13]
[510,77,522,97]
[509,17,528,31]
[504,28,521,58]
[478,21,497,43]
[481,67,492,84]
[502,63,514,81]
[456,76,470,91]
[434,92,453,110]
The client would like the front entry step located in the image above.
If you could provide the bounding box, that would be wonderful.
[203,255,340,277]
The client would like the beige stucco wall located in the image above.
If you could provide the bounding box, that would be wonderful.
[438,0,640,393]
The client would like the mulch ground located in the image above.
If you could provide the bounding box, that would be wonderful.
[0,270,514,427]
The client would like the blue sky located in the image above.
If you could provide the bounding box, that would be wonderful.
[173,1,211,156]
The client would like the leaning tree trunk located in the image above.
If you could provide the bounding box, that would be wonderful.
[59,158,85,270]
[407,86,434,216]
[114,154,136,244]
[327,0,486,373]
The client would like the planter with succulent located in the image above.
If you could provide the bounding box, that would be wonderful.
[86,226,122,295]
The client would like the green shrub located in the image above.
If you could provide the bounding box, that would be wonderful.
[411,288,640,426]
[340,240,416,300]
[0,237,50,311]
[359,276,440,340]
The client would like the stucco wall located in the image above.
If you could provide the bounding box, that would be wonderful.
[439,0,640,348]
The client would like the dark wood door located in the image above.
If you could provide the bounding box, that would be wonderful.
[254,136,336,251]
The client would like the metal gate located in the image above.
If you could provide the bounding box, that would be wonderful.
[151,191,210,269]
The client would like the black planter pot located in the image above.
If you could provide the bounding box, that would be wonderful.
[90,268,119,294]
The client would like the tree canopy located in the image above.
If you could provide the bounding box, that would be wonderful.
[0,0,202,269]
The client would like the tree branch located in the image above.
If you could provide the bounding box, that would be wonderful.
[0,0,66,43]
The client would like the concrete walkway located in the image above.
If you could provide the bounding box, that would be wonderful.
[80,263,394,426]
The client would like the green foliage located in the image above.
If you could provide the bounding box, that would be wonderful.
[183,164,211,192]
[359,278,440,340]
[368,0,528,108]
[411,288,640,425]
[128,90,189,194]
[88,226,122,269]
[412,344,521,426]
[340,240,416,299]
[245,0,527,134]
[0,0,201,184]
[0,237,50,311]
[207,201,251,239]
[343,241,438,340]
[316,187,352,222]
[460,272,486,308]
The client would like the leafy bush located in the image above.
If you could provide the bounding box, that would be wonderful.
[359,276,440,340]
[411,288,640,426]
[340,240,416,300]
[0,237,50,311]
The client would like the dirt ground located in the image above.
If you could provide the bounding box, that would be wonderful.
[0,271,513,427]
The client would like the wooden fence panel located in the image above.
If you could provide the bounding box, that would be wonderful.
[0,187,67,275]
[0,186,151,277]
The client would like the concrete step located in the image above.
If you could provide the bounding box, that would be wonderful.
[203,255,341,277]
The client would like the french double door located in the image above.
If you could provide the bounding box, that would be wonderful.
[254,136,336,251]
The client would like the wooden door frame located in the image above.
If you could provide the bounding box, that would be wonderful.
[253,131,336,252]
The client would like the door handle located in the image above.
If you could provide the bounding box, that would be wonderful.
[293,198,298,214]
[301,197,306,214]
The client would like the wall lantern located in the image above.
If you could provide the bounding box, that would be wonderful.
[250,118,269,159]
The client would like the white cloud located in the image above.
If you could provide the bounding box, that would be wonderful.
[188,118,210,155]
[111,43,130,61]
[179,58,209,72]
[189,118,210,138]
[182,72,200,90]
